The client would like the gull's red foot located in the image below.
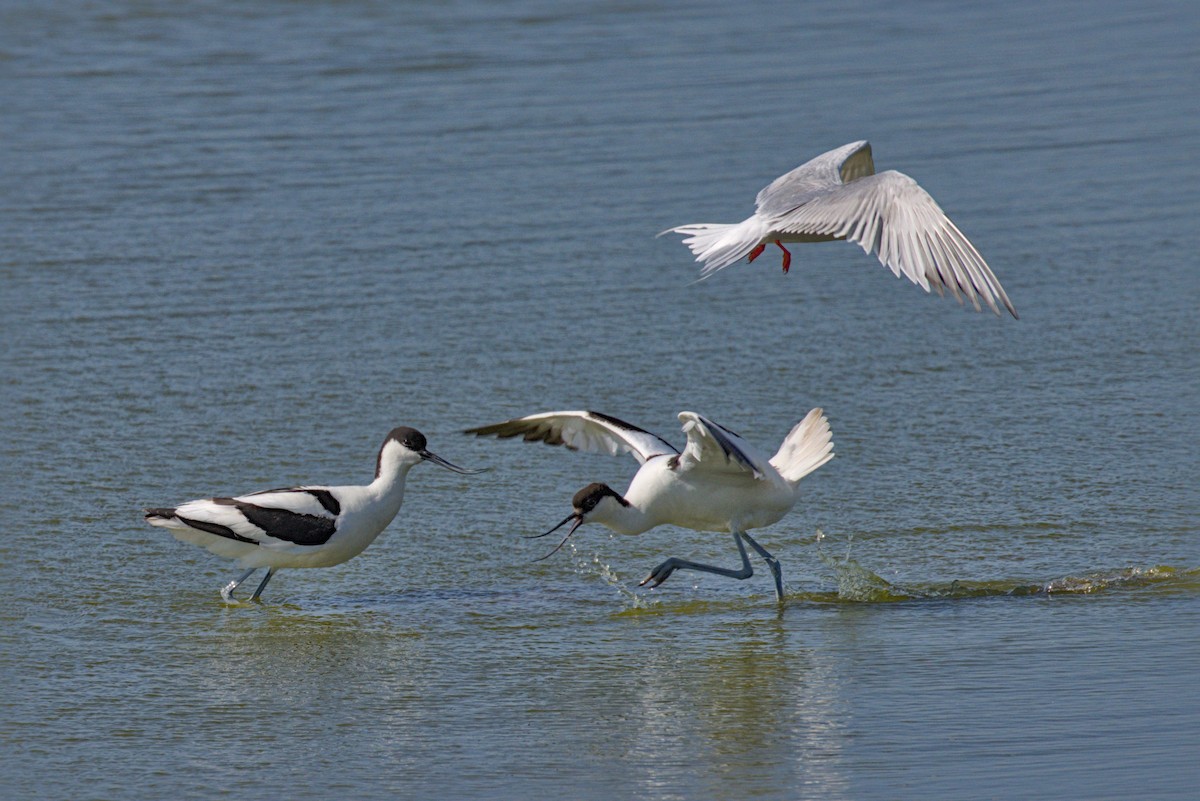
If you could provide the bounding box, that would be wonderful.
[774,240,792,274]
[747,243,766,263]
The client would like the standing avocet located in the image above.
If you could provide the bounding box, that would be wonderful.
[661,140,1017,317]
[466,409,833,601]
[144,427,481,602]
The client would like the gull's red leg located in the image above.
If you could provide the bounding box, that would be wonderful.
[747,243,766,263]
[774,240,792,273]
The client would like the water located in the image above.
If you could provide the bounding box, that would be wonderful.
[2,0,1197,798]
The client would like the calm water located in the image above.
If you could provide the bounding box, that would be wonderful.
[2,0,1198,798]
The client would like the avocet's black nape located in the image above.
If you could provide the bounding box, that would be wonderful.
[572,482,629,512]
[376,427,428,478]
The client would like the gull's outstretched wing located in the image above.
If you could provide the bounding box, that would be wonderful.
[767,167,1016,317]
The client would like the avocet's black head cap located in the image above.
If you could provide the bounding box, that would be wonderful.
[379,426,482,477]
[385,426,427,452]
[572,482,629,513]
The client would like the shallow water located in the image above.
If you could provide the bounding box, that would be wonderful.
[2,0,1198,799]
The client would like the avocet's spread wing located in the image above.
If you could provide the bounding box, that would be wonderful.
[768,169,1017,317]
[755,140,875,217]
[674,412,772,479]
[465,411,679,465]
[165,487,340,549]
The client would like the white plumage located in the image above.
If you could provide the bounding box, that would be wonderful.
[661,140,1017,318]
[144,426,481,602]
[466,409,833,601]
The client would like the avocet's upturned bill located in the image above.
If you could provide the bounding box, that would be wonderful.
[660,140,1017,318]
[144,427,482,602]
[465,409,833,601]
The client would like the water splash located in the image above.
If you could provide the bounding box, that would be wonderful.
[565,541,652,609]
[1027,565,1187,596]
[811,530,1193,603]
[814,531,920,602]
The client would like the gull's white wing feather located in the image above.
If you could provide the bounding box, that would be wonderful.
[465,411,679,465]
[675,412,772,479]
[768,170,1017,317]
[755,140,874,216]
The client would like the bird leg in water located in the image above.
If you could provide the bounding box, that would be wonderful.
[640,531,784,601]
[249,567,276,601]
[639,530,755,591]
[221,567,257,603]
[740,531,784,601]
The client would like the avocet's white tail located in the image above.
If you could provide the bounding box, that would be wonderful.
[659,216,767,278]
[769,408,834,484]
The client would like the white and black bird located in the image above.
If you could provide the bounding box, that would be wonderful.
[466,409,833,601]
[661,140,1017,317]
[144,427,481,602]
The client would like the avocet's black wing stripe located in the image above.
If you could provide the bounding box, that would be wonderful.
[305,489,341,516]
[676,412,772,479]
[176,513,260,545]
[243,487,341,516]
[702,418,763,477]
[213,498,337,547]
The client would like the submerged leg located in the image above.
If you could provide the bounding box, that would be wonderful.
[774,240,792,273]
[249,568,276,601]
[221,568,257,602]
[640,531,754,590]
[740,531,784,602]
[747,243,766,263]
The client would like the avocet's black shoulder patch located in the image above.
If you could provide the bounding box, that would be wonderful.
[301,488,341,516]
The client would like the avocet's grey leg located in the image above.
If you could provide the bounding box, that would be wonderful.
[221,568,256,602]
[741,531,784,602]
[640,531,754,590]
[249,568,276,601]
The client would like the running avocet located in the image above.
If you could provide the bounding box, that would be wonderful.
[466,409,833,601]
[661,140,1017,317]
[144,427,481,602]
